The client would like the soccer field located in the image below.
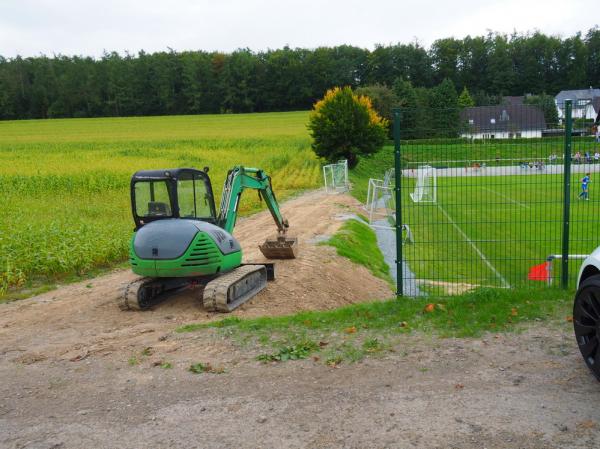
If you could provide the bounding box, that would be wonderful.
[402,169,600,292]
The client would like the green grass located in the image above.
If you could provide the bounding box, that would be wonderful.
[189,362,225,374]
[323,219,394,287]
[350,144,600,293]
[0,112,320,296]
[256,340,320,362]
[176,287,573,364]
[403,172,600,289]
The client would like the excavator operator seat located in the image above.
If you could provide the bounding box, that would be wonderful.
[147,201,171,216]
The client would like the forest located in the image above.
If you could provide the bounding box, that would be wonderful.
[0,28,599,120]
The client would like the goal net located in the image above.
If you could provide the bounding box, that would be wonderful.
[366,178,393,223]
[323,160,349,193]
[363,168,414,243]
[409,165,437,203]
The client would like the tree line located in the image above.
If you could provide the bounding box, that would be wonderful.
[0,28,598,120]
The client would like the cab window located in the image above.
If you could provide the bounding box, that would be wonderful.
[134,181,173,218]
[177,174,214,219]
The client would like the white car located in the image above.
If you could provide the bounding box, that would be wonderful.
[574,246,600,380]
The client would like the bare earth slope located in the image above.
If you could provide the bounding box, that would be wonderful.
[0,190,390,368]
[2,190,600,448]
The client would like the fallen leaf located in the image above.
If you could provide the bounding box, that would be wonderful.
[566,316,573,322]
[436,303,447,311]
[454,383,464,390]
[399,321,408,328]
[344,326,357,334]
[318,341,329,347]
[424,304,435,313]
[312,356,320,362]
[511,308,518,317]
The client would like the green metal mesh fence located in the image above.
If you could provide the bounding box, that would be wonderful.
[392,101,600,296]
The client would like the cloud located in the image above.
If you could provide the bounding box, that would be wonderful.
[0,0,597,57]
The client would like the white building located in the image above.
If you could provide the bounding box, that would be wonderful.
[555,88,600,120]
[460,105,546,139]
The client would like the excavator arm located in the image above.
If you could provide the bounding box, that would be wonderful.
[217,166,297,259]
[217,166,288,234]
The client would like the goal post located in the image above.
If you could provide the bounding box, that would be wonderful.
[410,165,437,203]
[323,160,349,193]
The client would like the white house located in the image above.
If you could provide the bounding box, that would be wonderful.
[555,88,600,120]
[460,105,546,139]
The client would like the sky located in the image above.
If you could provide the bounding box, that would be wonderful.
[1,0,598,58]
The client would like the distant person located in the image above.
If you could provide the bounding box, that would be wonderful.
[596,126,600,143]
[579,173,591,200]
[574,151,582,164]
[548,153,558,164]
[586,151,592,163]
[595,151,600,163]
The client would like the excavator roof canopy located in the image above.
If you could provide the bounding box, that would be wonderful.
[132,167,208,180]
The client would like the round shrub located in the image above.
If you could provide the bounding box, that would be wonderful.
[308,86,388,168]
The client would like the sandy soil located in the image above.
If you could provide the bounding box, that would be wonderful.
[0,190,391,366]
[2,325,600,449]
[2,190,600,448]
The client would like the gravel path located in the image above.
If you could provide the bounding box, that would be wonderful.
[372,218,422,296]
[1,325,599,448]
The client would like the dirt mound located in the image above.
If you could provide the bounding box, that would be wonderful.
[0,190,391,363]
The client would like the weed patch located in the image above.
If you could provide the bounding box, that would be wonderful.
[177,287,573,365]
[189,362,226,374]
[257,340,319,363]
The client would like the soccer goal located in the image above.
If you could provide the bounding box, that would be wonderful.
[323,160,349,193]
[410,165,437,203]
[365,178,394,224]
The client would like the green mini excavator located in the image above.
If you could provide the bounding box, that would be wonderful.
[119,166,297,312]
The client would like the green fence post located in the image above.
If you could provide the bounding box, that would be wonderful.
[561,99,573,289]
[393,108,403,297]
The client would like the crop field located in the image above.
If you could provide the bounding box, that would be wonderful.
[0,112,320,295]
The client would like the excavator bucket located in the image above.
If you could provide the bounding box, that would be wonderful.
[259,235,298,259]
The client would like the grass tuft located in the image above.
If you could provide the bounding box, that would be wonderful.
[178,287,572,339]
[322,219,394,287]
[256,340,320,363]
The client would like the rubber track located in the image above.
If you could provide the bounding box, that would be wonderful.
[203,265,267,312]
[118,277,151,311]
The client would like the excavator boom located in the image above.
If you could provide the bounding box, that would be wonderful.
[217,166,297,259]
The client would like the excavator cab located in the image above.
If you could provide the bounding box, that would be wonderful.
[130,168,217,230]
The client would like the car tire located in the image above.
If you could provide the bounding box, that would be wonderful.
[574,273,600,381]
